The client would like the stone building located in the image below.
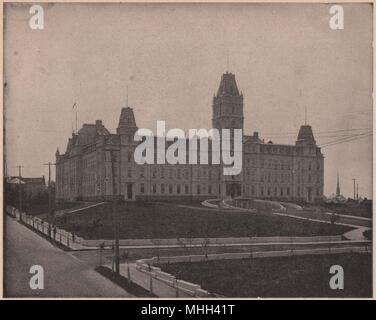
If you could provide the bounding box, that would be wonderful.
[55,72,324,203]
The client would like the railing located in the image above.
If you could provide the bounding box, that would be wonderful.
[6,206,75,249]
[135,261,211,297]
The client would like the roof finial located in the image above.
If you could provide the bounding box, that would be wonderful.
[300,88,307,125]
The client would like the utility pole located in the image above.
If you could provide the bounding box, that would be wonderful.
[110,150,120,275]
[356,183,359,201]
[44,162,56,238]
[16,165,24,221]
[352,178,356,200]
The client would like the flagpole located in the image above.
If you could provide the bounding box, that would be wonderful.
[75,104,78,133]
[72,102,78,134]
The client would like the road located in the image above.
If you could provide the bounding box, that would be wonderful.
[4,215,132,298]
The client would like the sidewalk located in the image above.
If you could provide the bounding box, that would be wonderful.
[343,227,370,241]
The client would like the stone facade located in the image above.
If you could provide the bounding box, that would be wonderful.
[55,72,324,203]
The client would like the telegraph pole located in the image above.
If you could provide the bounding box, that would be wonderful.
[352,178,356,200]
[16,165,24,221]
[356,183,359,201]
[44,162,56,238]
[110,150,120,275]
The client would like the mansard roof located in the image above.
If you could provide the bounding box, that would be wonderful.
[65,120,110,154]
[296,125,316,145]
[216,72,240,97]
[118,106,137,128]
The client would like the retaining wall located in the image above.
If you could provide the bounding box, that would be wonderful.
[77,235,343,247]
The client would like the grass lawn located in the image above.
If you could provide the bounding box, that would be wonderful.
[16,201,83,216]
[315,201,372,218]
[54,201,352,239]
[157,253,372,297]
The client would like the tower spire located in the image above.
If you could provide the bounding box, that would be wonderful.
[336,173,341,196]
[126,85,129,107]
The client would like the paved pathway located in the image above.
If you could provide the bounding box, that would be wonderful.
[4,215,132,298]
[343,227,370,241]
[118,263,191,298]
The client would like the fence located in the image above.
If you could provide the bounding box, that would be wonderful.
[6,205,76,249]
[135,261,211,297]
[135,244,372,297]
[141,245,372,266]
[76,234,343,248]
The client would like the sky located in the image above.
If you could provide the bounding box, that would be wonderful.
[4,3,373,198]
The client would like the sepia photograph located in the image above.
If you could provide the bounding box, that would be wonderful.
[2,2,373,300]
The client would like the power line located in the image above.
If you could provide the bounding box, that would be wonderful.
[263,127,372,137]
[321,133,371,148]
[264,132,372,140]
[321,132,372,148]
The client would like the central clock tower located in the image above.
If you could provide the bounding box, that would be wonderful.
[212,72,244,198]
[212,72,244,133]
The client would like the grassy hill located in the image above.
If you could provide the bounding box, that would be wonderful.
[54,201,352,239]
